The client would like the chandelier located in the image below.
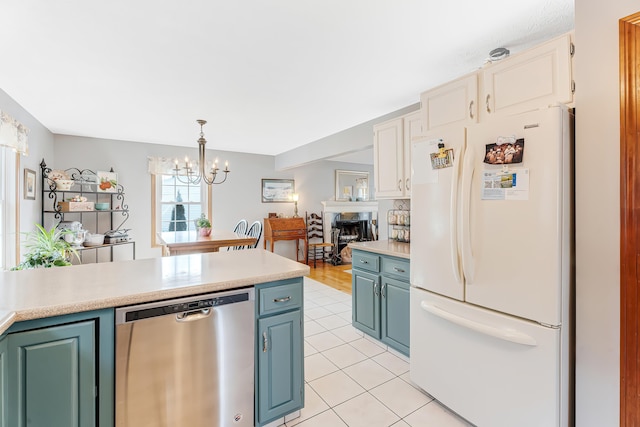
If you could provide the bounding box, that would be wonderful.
[173,119,230,185]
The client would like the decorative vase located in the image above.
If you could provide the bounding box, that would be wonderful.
[199,227,211,237]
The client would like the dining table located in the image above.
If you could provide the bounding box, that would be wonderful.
[158,230,258,256]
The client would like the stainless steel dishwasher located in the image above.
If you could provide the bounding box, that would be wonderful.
[115,288,255,427]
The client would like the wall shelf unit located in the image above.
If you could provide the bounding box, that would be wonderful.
[40,159,135,264]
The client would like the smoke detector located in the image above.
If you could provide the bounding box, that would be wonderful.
[489,47,510,61]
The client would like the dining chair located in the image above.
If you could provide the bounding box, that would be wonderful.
[244,220,262,249]
[228,219,249,250]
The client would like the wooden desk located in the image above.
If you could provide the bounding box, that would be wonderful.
[158,230,257,256]
[263,217,307,262]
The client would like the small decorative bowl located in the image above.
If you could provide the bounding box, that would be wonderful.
[54,179,74,191]
[94,202,110,210]
[84,233,105,246]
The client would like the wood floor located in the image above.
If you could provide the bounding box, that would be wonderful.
[305,261,353,294]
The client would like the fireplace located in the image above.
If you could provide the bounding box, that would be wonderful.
[321,201,378,263]
[334,214,370,253]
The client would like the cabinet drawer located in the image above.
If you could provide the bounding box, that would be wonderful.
[381,257,410,281]
[272,230,306,239]
[258,283,302,316]
[352,251,380,273]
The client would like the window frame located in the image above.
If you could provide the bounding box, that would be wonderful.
[151,174,212,248]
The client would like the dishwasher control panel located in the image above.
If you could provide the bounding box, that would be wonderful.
[122,291,251,322]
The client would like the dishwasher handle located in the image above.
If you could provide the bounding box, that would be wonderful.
[176,308,212,322]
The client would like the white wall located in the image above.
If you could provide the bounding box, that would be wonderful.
[0,88,55,265]
[53,134,373,261]
[275,103,419,170]
[574,2,637,425]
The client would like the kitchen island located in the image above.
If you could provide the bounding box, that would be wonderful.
[0,249,308,332]
[0,249,309,427]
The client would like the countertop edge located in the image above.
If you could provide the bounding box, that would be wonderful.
[0,311,16,336]
[349,240,410,259]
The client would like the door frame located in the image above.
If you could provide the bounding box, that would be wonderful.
[620,11,640,426]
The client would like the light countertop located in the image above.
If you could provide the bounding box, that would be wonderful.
[348,240,410,259]
[0,249,309,335]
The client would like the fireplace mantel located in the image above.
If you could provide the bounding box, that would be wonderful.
[320,201,379,246]
[321,201,379,214]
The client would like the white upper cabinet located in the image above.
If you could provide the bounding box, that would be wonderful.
[420,73,478,131]
[373,112,422,200]
[374,118,405,199]
[481,33,574,117]
[402,110,423,195]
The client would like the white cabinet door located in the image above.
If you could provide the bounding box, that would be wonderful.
[482,33,573,117]
[373,118,404,199]
[420,73,478,131]
[402,110,423,195]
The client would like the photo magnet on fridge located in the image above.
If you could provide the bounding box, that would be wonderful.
[430,141,454,169]
[484,137,525,165]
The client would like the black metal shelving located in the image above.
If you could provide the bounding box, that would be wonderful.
[40,159,135,264]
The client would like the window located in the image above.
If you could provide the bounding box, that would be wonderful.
[0,111,28,270]
[155,175,210,233]
[0,148,18,270]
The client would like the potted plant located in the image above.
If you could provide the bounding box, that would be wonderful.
[11,224,79,270]
[195,214,212,237]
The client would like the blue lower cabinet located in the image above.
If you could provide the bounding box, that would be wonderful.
[257,311,303,423]
[4,309,114,427]
[352,269,380,338]
[255,278,304,427]
[8,321,95,426]
[352,250,410,356]
[0,335,7,427]
[380,276,410,356]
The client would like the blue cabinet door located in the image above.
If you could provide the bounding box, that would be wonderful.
[352,269,380,337]
[257,310,303,425]
[0,335,6,427]
[381,276,410,356]
[7,321,96,427]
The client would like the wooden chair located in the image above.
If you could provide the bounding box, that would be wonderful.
[305,212,334,267]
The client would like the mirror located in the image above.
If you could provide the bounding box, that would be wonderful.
[335,170,370,201]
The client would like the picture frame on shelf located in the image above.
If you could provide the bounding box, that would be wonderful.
[76,170,98,190]
[97,171,118,193]
[261,179,295,203]
[24,168,36,200]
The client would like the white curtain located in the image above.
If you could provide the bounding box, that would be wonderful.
[147,157,189,175]
[0,110,29,155]
[0,148,18,270]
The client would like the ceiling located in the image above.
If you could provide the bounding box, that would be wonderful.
[0,1,574,156]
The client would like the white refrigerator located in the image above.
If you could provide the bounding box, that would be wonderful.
[409,105,573,427]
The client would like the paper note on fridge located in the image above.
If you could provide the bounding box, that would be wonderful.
[481,168,530,200]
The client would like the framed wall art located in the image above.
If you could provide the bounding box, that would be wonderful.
[97,170,118,193]
[23,168,36,200]
[261,179,295,203]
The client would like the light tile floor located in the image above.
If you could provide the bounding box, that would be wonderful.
[277,277,473,427]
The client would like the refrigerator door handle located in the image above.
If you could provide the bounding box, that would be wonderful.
[450,139,463,285]
[419,301,538,346]
[459,138,475,283]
